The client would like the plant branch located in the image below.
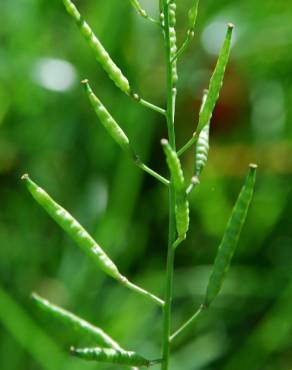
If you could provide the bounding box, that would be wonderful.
[161,0,177,368]
[186,176,200,195]
[134,157,169,186]
[121,278,165,307]
[169,305,204,343]
[171,30,194,63]
[131,93,166,116]
[177,132,198,157]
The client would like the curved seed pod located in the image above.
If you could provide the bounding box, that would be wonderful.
[22,175,164,307]
[31,293,122,350]
[63,0,130,94]
[21,174,121,280]
[169,1,178,85]
[197,23,234,134]
[195,90,210,176]
[204,164,257,307]
[70,347,161,367]
[82,80,133,156]
[188,0,199,30]
[161,139,189,238]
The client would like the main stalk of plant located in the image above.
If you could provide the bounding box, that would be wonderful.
[161,1,177,369]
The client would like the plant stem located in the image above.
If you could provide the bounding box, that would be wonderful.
[138,98,166,115]
[121,278,165,307]
[177,133,198,157]
[169,305,204,343]
[161,1,177,369]
[171,30,194,63]
[135,160,169,186]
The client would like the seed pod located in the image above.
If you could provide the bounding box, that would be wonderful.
[204,164,257,307]
[21,174,122,281]
[31,293,122,350]
[195,90,210,176]
[82,80,133,156]
[161,139,189,238]
[188,0,199,30]
[197,23,234,134]
[70,347,161,367]
[62,0,130,94]
[169,1,178,85]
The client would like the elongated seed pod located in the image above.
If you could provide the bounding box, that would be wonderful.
[70,347,161,367]
[204,164,257,307]
[63,0,130,94]
[161,139,189,238]
[22,175,164,307]
[195,90,210,176]
[21,174,122,281]
[169,1,178,85]
[188,0,199,30]
[31,293,122,350]
[81,80,133,155]
[197,23,234,134]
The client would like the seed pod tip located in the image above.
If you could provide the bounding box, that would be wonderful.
[81,79,89,85]
[249,163,258,169]
[228,22,235,29]
[21,173,30,181]
[161,138,168,146]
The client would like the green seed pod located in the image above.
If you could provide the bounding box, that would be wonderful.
[169,1,178,85]
[161,139,189,238]
[31,293,122,350]
[21,174,121,281]
[22,175,164,307]
[204,164,257,307]
[82,80,133,155]
[188,0,199,30]
[197,23,234,134]
[195,90,210,176]
[62,0,130,94]
[70,347,161,367]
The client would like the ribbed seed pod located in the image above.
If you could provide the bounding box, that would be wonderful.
[161,140,189,238]
[31,293,122,350]
[204,164,257,307]
[22,175,164,307]
[21,175,121,281]
[195,90,210,176]
[197,23,234,134]
[195,124,210,177]
[82,80,133,155]
[70,347,161,367]
[169,1,178,85]
[63,0,130,94]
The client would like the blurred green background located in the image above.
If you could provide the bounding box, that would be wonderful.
[1,0,292,369]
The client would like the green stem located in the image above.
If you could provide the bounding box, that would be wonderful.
[171,30,194,63]
[161,1,177,369]
[169,305,204,343]
[135,159,169,186]
[121,278,165,307]
[131,94,166,116]
[177,133,198,157]
[139,98,166,115]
